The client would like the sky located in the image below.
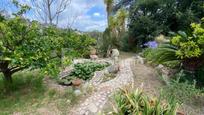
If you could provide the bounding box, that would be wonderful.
[0,0,108,32]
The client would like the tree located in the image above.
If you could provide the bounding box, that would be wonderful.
[128,0,204,48]
[0,1,63,85]
[101,8,128,53]
[31,0,71,25]
[104,0,114,26]
[112,0,134,13]
[109,9,128,46]
[0,17,63,84]
[129,0,162,47]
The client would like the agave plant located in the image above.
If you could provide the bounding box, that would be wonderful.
[110,89,179,115]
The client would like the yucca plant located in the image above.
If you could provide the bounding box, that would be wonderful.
[110,89,179,115]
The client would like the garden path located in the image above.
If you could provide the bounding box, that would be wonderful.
[69,57,135,115]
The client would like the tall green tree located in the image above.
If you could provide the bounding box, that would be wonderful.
[129,0,162,47]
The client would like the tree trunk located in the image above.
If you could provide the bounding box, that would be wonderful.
[2,71,13,91]
[47,0,53,25]
[3,72,13,84]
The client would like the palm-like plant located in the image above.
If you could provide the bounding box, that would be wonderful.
[116,8,128,33]
[104,0,114,26]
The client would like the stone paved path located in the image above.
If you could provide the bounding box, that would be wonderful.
[69,58,135,115]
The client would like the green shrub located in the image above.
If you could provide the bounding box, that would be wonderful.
[171,28,204,59]
[110,89,179,115]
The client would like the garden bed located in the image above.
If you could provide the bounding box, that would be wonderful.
[58,59,112,87]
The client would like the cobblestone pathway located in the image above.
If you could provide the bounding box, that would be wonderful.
[69,58,135,115]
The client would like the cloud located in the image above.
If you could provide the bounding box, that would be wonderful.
[93,12,100,16]
[60,0,107,32]
[4,0,107,32]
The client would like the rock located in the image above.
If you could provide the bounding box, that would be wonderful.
[176,111,185,115]
[156,64,164,70]
[72,79,83,86]
[135,55,144,64]
[74,89,82,96]
[59,66,74,79]
[90,55,98,60]
[107,64,120,73]
[111,49,120,58]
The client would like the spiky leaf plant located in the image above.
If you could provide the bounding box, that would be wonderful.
[110,89,179,115]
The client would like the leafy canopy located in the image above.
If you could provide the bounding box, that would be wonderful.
[0,17,63,72]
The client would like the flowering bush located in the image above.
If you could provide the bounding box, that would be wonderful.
[144,41,158,48]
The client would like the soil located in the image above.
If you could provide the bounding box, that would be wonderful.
[131,61,164,97]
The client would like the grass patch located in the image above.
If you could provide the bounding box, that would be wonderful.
[0,70,45,114]
[0,70,77,115]
[161,79,204,104]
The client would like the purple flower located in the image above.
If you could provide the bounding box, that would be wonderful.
[144,41,158,48]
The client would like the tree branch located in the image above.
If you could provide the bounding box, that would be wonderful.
[11,66,27,74]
